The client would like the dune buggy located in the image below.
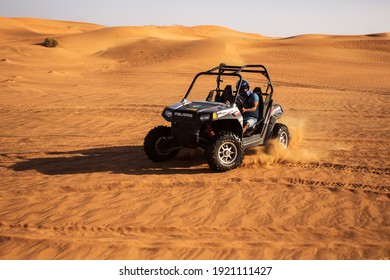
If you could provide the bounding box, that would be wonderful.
[144,63,290,172]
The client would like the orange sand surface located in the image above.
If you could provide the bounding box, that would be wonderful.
[0,17,389,259]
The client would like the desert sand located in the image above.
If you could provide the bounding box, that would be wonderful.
[0,17,389,259]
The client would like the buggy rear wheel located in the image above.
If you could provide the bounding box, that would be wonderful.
[271,123,290,149]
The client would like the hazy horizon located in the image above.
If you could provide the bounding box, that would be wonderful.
[1,0,389,37]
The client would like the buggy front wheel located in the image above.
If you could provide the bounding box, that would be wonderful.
[205,132,244,172]
[144,125,179,162]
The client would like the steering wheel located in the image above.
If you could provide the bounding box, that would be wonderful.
[235,97,244,112]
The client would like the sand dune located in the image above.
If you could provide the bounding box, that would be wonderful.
[0,17,103,34]
[0,18,389,260]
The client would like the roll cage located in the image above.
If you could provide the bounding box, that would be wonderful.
[182,63,274,104]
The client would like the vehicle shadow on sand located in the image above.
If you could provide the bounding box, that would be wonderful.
[9,146,211,175]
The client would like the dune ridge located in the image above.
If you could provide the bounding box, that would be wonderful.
[0,17,389,260]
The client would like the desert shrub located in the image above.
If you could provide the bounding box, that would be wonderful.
[43,37,58,48]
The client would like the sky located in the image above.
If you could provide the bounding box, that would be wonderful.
[1,0,389,37]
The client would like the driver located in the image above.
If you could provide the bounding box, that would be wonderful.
[235,80,259,134]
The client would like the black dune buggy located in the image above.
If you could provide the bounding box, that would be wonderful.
[144,63,290,172]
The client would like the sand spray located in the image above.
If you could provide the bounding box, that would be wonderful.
[243,117,319,167]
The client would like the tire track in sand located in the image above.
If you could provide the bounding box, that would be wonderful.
[286,177,390,198]
[282,161,390,176]
[1,223,389,246]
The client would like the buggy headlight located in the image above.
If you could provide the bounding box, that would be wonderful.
[163,109,173,121]
[199,114,211,121]
[164,109,173,119]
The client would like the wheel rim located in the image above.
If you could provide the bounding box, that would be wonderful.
[279,131,289,149]
[218,141,238,165]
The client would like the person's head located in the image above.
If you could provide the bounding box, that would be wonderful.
[236,79,250,94]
